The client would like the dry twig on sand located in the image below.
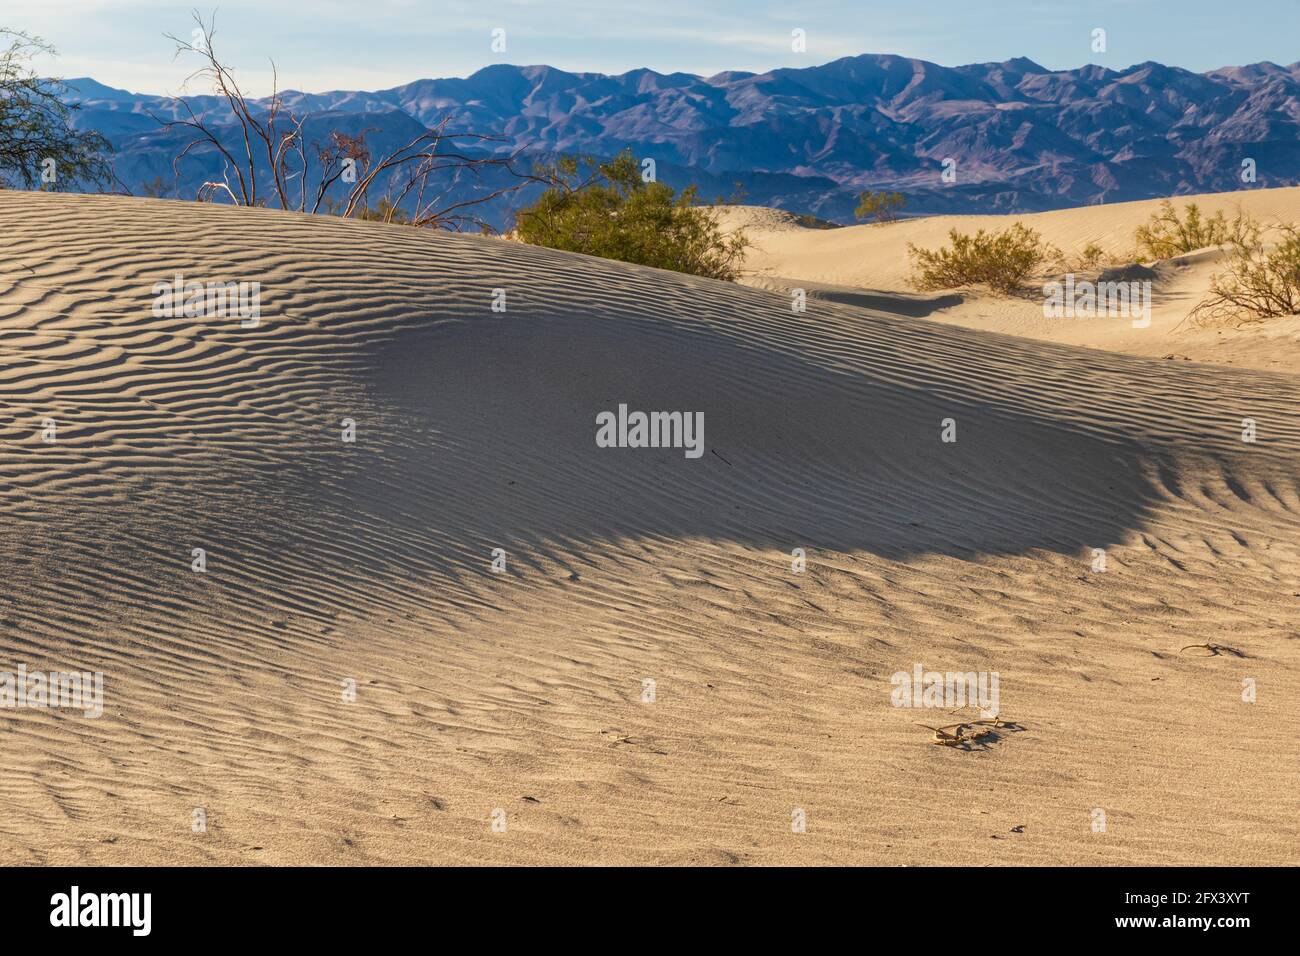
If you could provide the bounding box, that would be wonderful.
[915,715,1014,748]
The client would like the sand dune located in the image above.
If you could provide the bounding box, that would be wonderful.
[725,186,1300,374]
[1,191,1297,865]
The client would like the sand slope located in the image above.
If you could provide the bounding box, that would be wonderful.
[1,191,1298,865]
[725,186,1300,374]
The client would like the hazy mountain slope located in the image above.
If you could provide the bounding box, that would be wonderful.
[58,53,1300,224]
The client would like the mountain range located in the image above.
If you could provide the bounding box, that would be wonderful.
[61,53,1300,227]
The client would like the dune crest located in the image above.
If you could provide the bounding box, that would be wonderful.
[725,187,1300,374]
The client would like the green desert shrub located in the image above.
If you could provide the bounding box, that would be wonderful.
[354,197,410,223]
[907,223,1058,294]
[1189,222,1300,326]
[1077,242,1106,269]
[138,174,173,199]
[1134,200,1250,260]
[0,30,112,190]
[514,150,748,280]
[1069,241,1137,272]
[854,189,905,224]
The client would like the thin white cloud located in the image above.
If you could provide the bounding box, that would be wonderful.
[9,0,1300,93]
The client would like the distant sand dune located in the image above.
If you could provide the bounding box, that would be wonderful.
[1,192,1297,864]
[725,186,1300,373]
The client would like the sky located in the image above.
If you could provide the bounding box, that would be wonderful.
[7,0,1300,96]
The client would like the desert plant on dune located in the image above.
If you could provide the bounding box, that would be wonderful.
[907,223,1058,294]
[1066,241,1140,272]
[1133,200,1251,260]
[1187,223,1300,326]
[854,189,905,224]
[514,150,749,280]
[138,174,174,198]
[0,29,113,191]
[158,13,525,229]
[1076,242,1106,269]
[352,196,411,224]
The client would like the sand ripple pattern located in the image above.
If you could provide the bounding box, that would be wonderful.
[1,193,1296,864]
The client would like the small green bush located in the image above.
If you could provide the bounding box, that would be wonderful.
[1134,201,1249,260]
[854,190,905,224]
[907,223,1058,294]
[1077,242,1106,269]
[353,197,410,223]
[514,151,748,281]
